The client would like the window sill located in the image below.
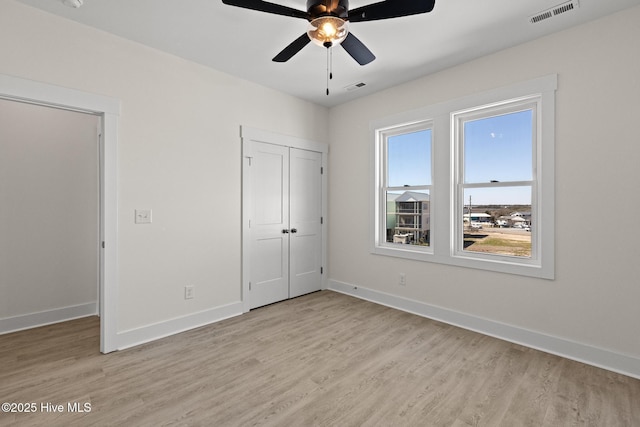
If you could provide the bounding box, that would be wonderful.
[371,244,553,279]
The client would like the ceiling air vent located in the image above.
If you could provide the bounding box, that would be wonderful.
[530,0,579,24]
[344,82,367,92]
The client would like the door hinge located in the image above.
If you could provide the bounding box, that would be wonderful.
[245,156,253,166]
[320,267,323,274]
[320,166,323,175]
[101,241,105,249]
[249,281,252,291]
[320,217,323,224]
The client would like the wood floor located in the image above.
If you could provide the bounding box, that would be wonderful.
[1,291,638,426]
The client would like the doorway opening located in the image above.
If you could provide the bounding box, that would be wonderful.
[0,74,119,353]
[0,98,100,339]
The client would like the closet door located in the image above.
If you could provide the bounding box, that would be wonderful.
[289,148,322,298]
[243,138,324,310]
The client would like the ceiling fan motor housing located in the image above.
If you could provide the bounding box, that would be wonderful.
[307,0,349,19]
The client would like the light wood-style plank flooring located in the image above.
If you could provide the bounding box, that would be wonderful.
[1,290,639,426]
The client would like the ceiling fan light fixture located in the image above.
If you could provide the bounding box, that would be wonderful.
[307,17,349,47]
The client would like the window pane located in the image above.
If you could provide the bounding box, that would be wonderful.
[462,187,531,258]
[388,129,431,187]
[386,190,430,246]
[464,110,533,183]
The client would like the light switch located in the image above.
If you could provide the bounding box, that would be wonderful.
[135,209,152,224]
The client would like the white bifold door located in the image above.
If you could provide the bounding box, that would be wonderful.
[243,135,325,310]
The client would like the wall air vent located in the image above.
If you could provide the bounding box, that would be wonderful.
[344,82,366,92]
[530,0,579,24]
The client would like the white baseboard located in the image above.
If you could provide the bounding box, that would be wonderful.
[0,302,97,334]
[328,279,640,380]
[116,302,243,350]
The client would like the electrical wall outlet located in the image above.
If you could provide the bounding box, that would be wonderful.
[399,273,406,286]
[184,285,194,300]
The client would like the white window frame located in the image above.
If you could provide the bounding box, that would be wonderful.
[371,75,556,279]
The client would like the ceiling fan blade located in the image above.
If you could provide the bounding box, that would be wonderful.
[349,0,436,22]
[222,0,308,19]
[273,33,311,62]
[340,32,376,65]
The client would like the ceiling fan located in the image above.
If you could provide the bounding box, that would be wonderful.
[221,0,436,65]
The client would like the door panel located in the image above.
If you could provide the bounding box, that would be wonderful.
[290,232,321,296]
[253,238,285,284]
[289,148,322,298]
[253,149,287,225]
[251,237,288,308]
[247,142,289,309]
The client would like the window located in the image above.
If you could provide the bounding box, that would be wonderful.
[372,76,556,278]
[454,101,536,260]
[374,122,433,259]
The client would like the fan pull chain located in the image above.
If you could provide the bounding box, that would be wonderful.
[330,46,333,80]
[326,46,334,96]
[326,47,330,95]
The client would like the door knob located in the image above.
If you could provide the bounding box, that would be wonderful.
[282,229,289,234]
[291,228,298,233]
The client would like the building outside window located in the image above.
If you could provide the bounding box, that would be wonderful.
[388,192,430,245]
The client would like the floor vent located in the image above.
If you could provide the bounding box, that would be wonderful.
[344,82,366,92]
[530,0,579,24]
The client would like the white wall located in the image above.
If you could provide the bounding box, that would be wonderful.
[0,99,99,327]
[328,6,640,372]
[0,1,329,338]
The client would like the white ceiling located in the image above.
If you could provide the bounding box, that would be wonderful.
[15,0,640,107]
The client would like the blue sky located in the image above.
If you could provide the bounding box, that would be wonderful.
[388,110,533,205]
[387,129,432,188]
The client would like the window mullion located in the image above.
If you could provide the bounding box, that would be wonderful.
[386,185,430,192]
[462,181,533,189]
